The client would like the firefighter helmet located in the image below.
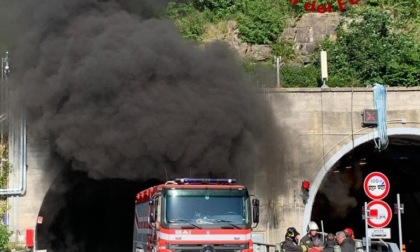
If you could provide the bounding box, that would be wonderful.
[307,221,319,232]
[286,227,300,239]
[344,227,354,239]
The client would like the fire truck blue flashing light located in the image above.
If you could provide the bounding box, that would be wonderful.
[174,178,236,184]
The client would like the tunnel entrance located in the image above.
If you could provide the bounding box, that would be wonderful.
[36,169,162,252]
[312,135,420,251]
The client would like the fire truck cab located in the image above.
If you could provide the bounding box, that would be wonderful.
[133,178,259,252]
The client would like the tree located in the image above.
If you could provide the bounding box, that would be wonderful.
[320,8,420,86]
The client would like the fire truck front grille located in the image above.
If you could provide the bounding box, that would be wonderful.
[168,243,248,252]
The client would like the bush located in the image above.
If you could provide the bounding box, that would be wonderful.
[280,65,320,87]
[165,2,207,41]
[191,0,238,21]
[270,38,297,61]
[242,61,277,88]
[236,0,286,44]
[8,242,28,251]
[0,224,11,252]
[166,0,290,45]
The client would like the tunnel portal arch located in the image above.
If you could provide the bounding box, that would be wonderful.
[302,127,420,232]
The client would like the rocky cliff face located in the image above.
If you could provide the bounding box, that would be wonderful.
[283,13,341,63]
[203,13,341,63]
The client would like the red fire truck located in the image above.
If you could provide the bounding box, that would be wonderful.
[132,178,260,252]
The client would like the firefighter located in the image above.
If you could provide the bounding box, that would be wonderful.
[335,231,354,252]
[343,227,355,246]
[281,227,308,252]
[300,221,319,248]
[322,233,335,252]
[308,238,323,252]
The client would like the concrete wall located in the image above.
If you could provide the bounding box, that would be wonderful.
[11,87,420,246]
[8,127,63,245]
[250,87,420,244]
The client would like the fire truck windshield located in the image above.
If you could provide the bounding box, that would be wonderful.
[162,188,251,229]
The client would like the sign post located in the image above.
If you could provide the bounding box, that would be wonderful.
[364,202,370,252]
[397,194,403,252]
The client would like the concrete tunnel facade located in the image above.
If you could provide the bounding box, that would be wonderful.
[7,87,420,250]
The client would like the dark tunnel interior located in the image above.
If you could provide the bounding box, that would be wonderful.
[312,136,420,252]
[36,169,163,252]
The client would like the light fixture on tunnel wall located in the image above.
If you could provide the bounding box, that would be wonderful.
[301,180,310,204]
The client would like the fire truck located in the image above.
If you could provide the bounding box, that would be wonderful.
[132,178,260,252]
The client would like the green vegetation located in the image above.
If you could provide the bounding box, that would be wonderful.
[166,0,290,44]
[0,224,12,252]
[0,143,11,252]
[165,0,420,87]
[319,8,420,87]
[166,0,294,44]
[0,142,9,218]
[1,0,419,87]
[280,65,319,87]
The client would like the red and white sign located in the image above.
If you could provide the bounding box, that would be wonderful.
[364,172,390,200]
[367,200,392,228]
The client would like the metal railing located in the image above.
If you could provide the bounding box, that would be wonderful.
[0,51,27,196]
[253,242,279,252]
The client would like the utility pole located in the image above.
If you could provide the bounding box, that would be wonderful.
[396,194,404,252]
[364,202,370,252]
[275,56,283,88]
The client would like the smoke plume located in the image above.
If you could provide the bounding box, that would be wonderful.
[10,0,267,180]
[318,164,363,218]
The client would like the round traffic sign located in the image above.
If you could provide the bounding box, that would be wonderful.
[364,172,390,200]
[367,200,392,228]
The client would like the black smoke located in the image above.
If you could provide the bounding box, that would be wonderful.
[7,1,283,250]
[11,0,268,180]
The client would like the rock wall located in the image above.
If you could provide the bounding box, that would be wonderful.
[203,12,341,63]
[283,13,341,63]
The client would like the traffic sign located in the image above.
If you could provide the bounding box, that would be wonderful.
[367,228,391,239]
[364,172,390,200]
[367,200,392,228]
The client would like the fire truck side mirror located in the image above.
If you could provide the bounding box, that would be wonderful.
[150,212,156,223]
[252,199,260,224]
[149,198,158,224]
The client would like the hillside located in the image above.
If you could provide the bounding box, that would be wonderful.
[164,0,420,87]
[0,0,419,87]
